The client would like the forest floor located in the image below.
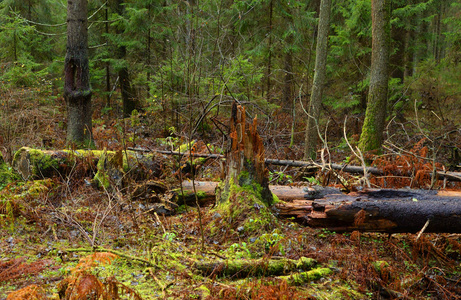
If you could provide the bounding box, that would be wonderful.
[1,90,461,299]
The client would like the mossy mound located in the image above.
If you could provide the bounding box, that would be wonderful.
[210,179,278,239]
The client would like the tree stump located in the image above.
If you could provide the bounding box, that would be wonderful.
[216,102,273,205]
[212,102,276,238]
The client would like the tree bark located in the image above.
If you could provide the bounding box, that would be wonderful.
[304,0,331,160]
[11,147,162,183]
[300,189,461,233]
[182,181,461,233]
[64,0,92,146]
[111,0,138,117]
[358,0,391,152]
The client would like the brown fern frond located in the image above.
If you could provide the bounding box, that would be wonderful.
[105,276,143,300]
[0,258,53,284]
[58,273,104,300]
[72,252,118,274]
[6,284,47,300]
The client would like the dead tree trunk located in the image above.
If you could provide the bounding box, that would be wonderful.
[211,102,277,237]
[139,149,461,182]
[276,189,461,233]
[182,181,461,233]
[216,102,273,205]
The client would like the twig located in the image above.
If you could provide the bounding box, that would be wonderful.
[416,219,430,241]
[154,212,166,234]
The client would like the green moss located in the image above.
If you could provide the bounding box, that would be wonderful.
[280,267,332,285]
[211,177,278,238]
[93,150,110,189]
[0,162,20,189]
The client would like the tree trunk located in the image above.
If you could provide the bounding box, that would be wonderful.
[358,0,391,153]
[266,0,273,100]
[11,147,162,183]
[105,5,111,108]
[304,0,331,160]
[212,102,277,237]
[297,189,461,233]
[112,0,138,117]
[182,180,461,234]
[64,0,92,146]
[216,102,273,206]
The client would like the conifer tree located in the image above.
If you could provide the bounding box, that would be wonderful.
[304,0,331,160]
[64,0,93,145]
[358,0,391,153]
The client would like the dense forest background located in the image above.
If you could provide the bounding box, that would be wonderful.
[2,1,461,299]
[0,0,460,166]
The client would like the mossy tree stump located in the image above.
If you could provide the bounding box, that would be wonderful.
[213,102,276,237]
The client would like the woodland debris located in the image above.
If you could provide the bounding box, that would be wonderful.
[278,268,333,285]
[194,257,316,278]
[296,189,461,233]
[138,148,461,182]
[11,147,163,185]
[181,181,461,233]
[6,284,47,300]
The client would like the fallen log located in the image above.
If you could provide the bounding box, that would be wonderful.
[179,180,330,202]
[194,257,316,278]
[180,181,461,233]
[130,148,461,182]
[303,189,461,233]
[11,147,162,184]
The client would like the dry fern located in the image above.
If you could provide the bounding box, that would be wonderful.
[6,284,47,300]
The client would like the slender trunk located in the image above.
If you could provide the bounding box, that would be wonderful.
[266,0,273,100]
[358,0,391,153]
[13,29,17,61]
[403,28,412,81]
[64,0,92,145]
[304,0,331,160]
[147,3,152,97]
[112,0,138,117]
[28,0,32,20]
[105,5,110,107]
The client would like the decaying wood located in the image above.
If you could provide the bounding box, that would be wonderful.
[11,147,162,182]
[180,180,327,202]
[134,148,461,182]
[282,189,461,233]
[194,257,316,278]
[215,102,273,205]
[181,181,461,233]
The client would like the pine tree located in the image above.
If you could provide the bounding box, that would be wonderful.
[64,0,93,145]
[358,0,391,153]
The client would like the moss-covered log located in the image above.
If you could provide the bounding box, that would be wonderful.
[180,181,322,203]
[279,268,333,285]
[194,257,316,278]
[11,147,162,186]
